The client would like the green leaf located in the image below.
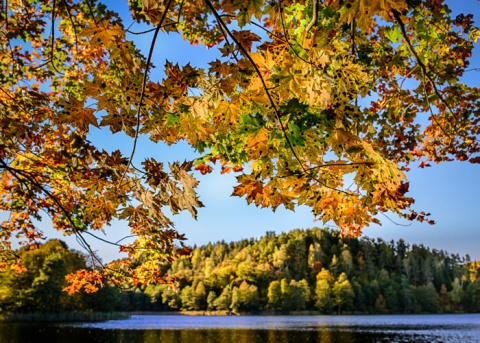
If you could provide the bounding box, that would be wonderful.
[385,26,401,43]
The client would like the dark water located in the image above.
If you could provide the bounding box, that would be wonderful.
[1,314,480,343]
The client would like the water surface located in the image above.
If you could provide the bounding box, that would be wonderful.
[1,313,479,343]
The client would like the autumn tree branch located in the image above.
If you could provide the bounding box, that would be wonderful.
[49,0,63,75]
[277,0,313,65]
[204,0,353,197]
[203,0,304,167]
[305,0,319,34]
[120,0,174,187]
[0,158,105,269]
[392,10,456,130]
[61,0,80,55]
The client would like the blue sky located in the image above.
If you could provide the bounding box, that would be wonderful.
[50,0,480,261]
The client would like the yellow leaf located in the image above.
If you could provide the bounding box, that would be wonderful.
[246,127,269,158]
[213,98,241,126]
[56,98,99,132]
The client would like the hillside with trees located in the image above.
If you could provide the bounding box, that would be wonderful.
[0,240,126,316]
[131,227,480,314]
[4,229,477,316]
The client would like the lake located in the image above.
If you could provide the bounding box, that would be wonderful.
[1,314,479,343]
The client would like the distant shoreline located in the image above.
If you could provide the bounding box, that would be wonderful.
[0,312,130,322]
[132,310,328,316]
[125,311,477,317]
[2,310,473,322]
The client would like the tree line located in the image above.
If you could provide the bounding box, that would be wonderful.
[1,228,479,315]
[136,228,480,314]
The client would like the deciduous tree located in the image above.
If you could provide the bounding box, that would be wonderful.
[332,272,354,313]
[315,268,334,312]
[0,240,124,312]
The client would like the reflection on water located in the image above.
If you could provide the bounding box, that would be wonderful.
[1,314,480,343]
[0,326,369,343]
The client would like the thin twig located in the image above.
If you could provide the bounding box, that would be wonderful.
[49,0,63,75]
[127,27,157,35]
[278,0,312,65]
[379,211,413,227]
[305,0,318,34]
[392,10,456,127]
[61,0,80,56]
[119,0,174,186]
[306,161,374,171]
[84,0,98,25]
[351,19,356,57]
[84,231,128,248]
[2,0,7,30]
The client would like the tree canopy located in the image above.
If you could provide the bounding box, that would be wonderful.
[0,0,479,291]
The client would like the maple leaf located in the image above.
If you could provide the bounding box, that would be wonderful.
[246,127,270,158]
[195,163,213,175]
[169,161,204,219]
[213,98,242,126]
[232,174,264,205]
[222,0,263,27]
[80,22,125,46]
[141,0,169,25]
[56,98,99,132]
[250,51,275,77]
[231,30,261,51]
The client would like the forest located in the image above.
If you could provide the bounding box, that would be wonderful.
[1,228,479,316]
